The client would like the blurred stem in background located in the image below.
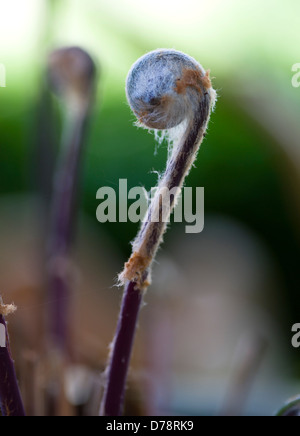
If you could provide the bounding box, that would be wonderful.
[47,111,89,351]
[45,47,97,414]
[47,46,97,351]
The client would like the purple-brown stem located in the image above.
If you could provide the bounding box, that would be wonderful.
[47,111,88,351]
[100,281,143,416]
[46,47,96,355]
[0,314,26,416]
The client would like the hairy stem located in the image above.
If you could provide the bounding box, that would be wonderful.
[101,95,211,416]
[134,95,211,267]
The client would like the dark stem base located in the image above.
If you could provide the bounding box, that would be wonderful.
[100,281,143,416]
[0,315,26,416]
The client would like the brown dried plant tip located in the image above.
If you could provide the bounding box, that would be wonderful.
[0,296,16,316]
[48,46,96,113]
[0,303,16,317]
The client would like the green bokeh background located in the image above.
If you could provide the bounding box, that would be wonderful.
[0,0,300,413]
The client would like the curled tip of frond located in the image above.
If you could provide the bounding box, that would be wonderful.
[126,49,216,131]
